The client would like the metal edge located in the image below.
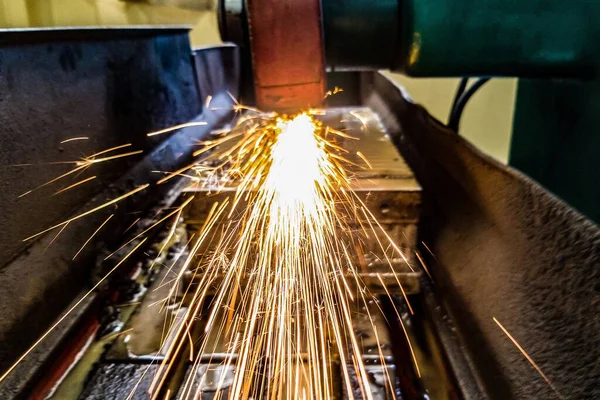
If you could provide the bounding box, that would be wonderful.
[0,26,193,46]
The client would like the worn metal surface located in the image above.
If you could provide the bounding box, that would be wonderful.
[174,293,403,399]
[363,72,600,399]
[346,299,400,400]
[383,295,463,400]
[184,107,422,293]
[77,363,158,400]
[245,0,326,110]
[106,222,189,362]
[321,107,422,291]
[0,34,237,398]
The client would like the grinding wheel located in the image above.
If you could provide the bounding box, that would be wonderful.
[245,0,327,111]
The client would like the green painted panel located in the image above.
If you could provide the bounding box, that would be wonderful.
[401,0,597,77]
[323,0,598,77]
[510,79,600,224]
[323,0,399,69]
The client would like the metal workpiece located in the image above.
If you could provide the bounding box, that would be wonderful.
[321,107,422,291]
[183,106,422,294]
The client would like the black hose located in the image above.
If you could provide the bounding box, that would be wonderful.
[450,78,469,113]
[448,78,491,132]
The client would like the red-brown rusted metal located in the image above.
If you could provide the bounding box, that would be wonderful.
[246,0,327,111]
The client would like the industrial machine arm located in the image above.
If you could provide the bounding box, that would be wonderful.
[219,0,598,110]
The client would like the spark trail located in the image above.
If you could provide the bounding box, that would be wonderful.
[148,112,416,399]
[0,108,416,399]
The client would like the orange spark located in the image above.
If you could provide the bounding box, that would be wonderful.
[493,317,564,399]
[60,136,89,143]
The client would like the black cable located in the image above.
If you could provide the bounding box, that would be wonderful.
[448,77,491,132]
[450,78,469,113]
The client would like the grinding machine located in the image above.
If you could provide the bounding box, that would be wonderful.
[0,1,599,399]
